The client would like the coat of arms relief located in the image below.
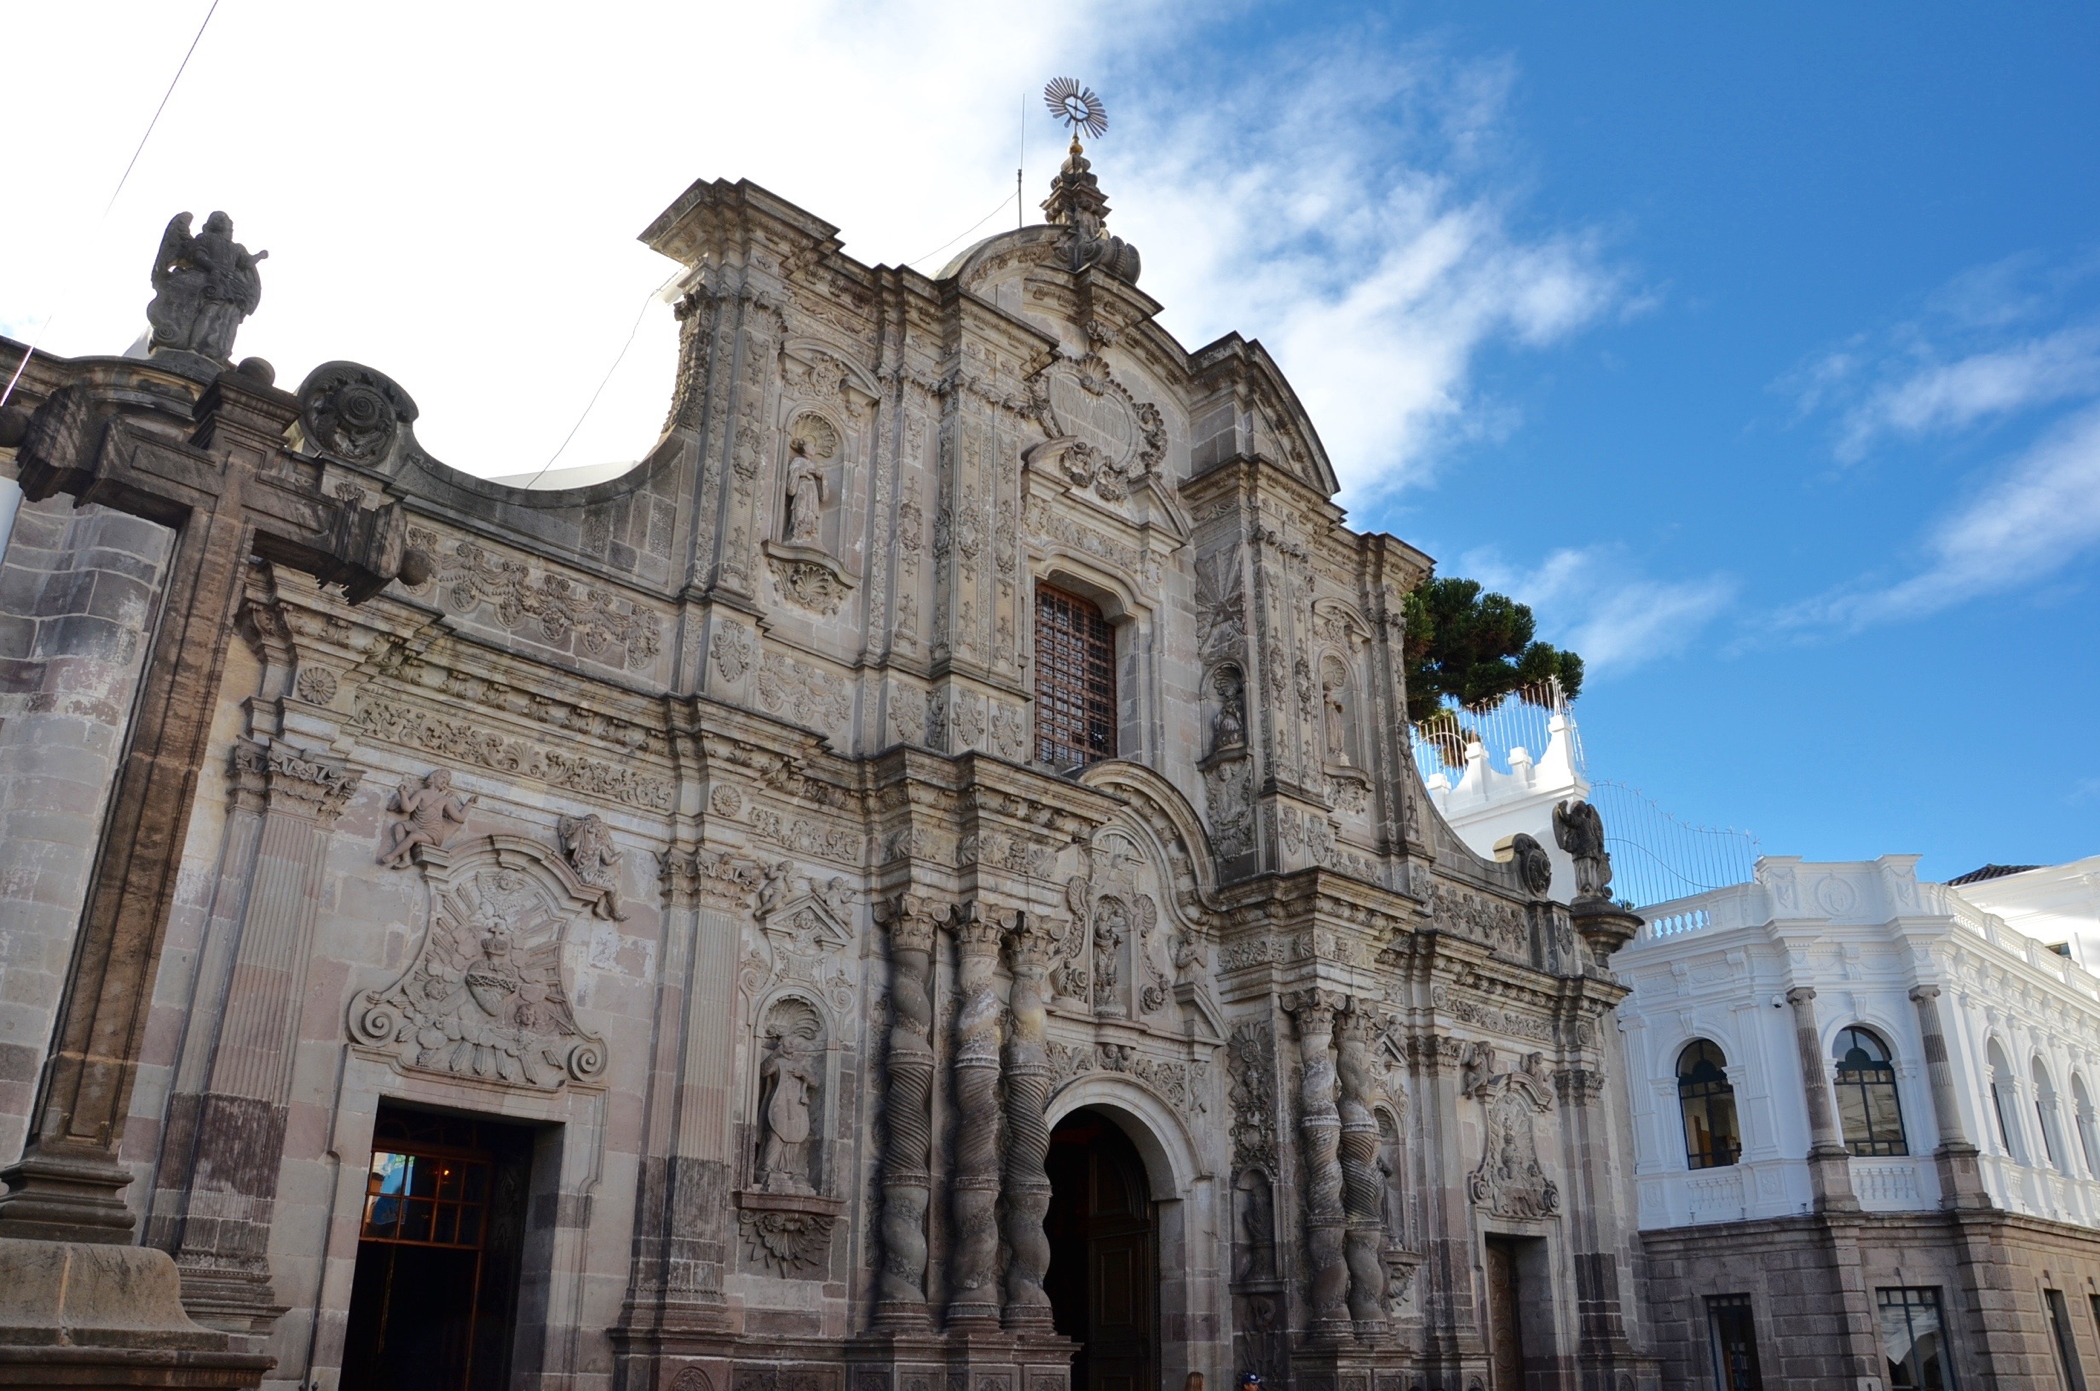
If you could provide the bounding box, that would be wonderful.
[349,832,610,1089]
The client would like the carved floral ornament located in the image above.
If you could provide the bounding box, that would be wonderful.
[349,834,610,1089]
[1023,354,1167,506]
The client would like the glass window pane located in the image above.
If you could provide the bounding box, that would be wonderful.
[436,1163,462,1200]
[407,1156,437,1197]
[401,1198,435,1244]
[1707,1295,1764,1391]
[457,1205,482,1246]
[362,1193,400,1239]
[368,1151,409,1196]
[433,1203,458,1245]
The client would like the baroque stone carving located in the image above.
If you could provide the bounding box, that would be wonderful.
[349,839,609,1088]
[299,361,417,464]
[145,211,264,364]
[1227,1019,1279,1175]
[755,651,851,732]
[1464,1049,1560,1220]
[349,696,674,811]
[1509,833,1554,897]
[557,813,626,919]
[738,1202,838,1277]
[713,621,756,681]
[1552,798,1613,904]
[378,768,475,868]
[1044,1040,1209,1115]
[435,540,663,671]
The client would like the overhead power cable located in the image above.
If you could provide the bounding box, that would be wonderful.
[907,189,1021,272]
[2,0,224,411]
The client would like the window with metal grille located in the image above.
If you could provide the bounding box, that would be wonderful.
[1035,586,1116,768]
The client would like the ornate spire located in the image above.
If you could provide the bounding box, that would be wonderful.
[1039,80,1141,285]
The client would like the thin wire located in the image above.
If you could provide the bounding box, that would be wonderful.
[1,0,223,411]
[520,271,681,490]
[906,189,1020,271]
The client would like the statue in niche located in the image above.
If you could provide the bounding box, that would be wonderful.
[1235,1170,1277,1282]
[145,211,266,363]
[1552,798,1613,903]
[784,438,826,546]
[1211,667,1246,755]
[1093,897,1128,1016]
[379,768,476,868]
[757,1029,821,1193]
[1323,682,1349,766]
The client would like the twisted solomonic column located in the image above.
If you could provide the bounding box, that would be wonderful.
[1287,988,1352,1341]
[1335,1000,1390,1339]
[874,894,944,1328]
[948,903,1012,1330]
[1002,914,1060,1332]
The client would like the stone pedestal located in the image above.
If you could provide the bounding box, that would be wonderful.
[0,1238,274,1389]
[846,1330,1075,1391]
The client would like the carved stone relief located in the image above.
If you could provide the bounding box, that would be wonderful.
[349,837,609,1088]
[1463,1048,1560,1220]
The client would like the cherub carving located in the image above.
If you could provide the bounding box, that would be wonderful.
[379,769,475,868]
[557,813,626,920]
[757,858,794,919]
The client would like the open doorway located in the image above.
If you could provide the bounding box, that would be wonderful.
[342,1106,536,1391]
[1046,1109,1158,1391]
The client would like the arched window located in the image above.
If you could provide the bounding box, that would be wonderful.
[1034,586,1116,768]
[2073,1074,2100,1178]
[1833,1026,1907,1157]
[1678,1040,1741,1169]
[2032,1058,2067,1171]
[1987,1040,2025,1163]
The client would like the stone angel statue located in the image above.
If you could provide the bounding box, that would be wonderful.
[145,211,267,363]
[1552,798,1613,903]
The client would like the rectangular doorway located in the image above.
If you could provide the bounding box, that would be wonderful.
[342,1106,537,1391]
[1484,1236,1527,1391]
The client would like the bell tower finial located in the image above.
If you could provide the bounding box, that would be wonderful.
[1038,79,1141,285]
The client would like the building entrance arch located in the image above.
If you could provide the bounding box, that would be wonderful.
[1046,1108,1159,1391]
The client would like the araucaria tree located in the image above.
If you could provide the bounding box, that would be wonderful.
[1402,576,1584,725]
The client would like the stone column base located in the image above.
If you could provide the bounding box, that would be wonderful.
[0,1238,274,1389]
[847,1328,1076,1391]
[1285,1344,1413,1391]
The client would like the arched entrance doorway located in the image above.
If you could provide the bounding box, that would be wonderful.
[1046,1109,1159,1391]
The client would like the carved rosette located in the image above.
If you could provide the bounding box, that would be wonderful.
[1286,989,1351,1340]
[1001,916,1057,1331]
[947,903,1009,1329]
[872,894,944,1325]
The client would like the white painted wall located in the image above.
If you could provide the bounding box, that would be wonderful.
[1615,855,2100,1229]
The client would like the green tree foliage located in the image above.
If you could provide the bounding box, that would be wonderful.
[1402,576,1584,726]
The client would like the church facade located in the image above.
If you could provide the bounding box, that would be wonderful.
[0,148,1650,1391]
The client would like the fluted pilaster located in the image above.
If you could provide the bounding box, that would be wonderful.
[1287,988,1351,1341]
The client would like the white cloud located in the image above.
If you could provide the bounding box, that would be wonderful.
[1777,403,2100,629]
[1833,325,2100,460]
[1459,545,1736,675]
[1,3,1616,495]
[1109,36,1621,504]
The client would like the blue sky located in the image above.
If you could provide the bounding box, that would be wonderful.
[1092,2,2100,878]
[4,2,2095,878]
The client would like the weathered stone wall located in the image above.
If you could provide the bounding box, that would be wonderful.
[1643,1209,2100,1389]
[0,490,172,1165]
